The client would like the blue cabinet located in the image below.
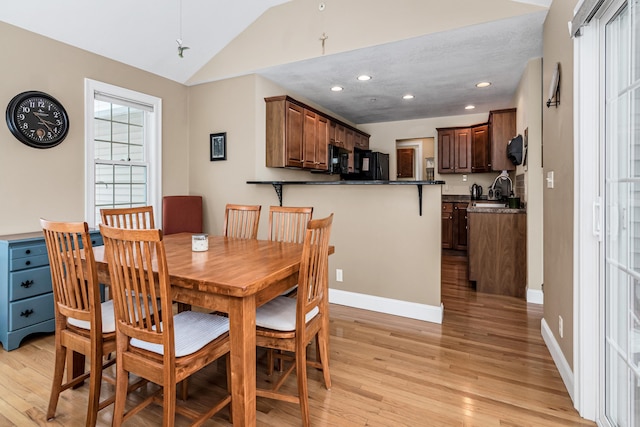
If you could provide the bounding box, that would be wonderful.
[0,230,103,351]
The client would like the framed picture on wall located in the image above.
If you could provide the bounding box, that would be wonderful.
[210,132,227,161]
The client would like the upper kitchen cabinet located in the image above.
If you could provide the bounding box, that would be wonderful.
[437,127,472,174]
[302,110,328,170]
[437,108,516,174]
[471,124,490,173]
[266,95,369,172]
[488,108,517,172]
[266,96,304,168]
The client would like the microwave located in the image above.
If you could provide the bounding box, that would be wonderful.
[328,144,350,174]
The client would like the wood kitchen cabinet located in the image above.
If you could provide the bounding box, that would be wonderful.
[489,108,517,171]
[266,95,369,171]
[266,97,304,168]
[468,211,526,298]
[437,128,472,174]
[436,108,516,174]
[302,110,328,170]
[471,124,490,173]
[441,202,468,251]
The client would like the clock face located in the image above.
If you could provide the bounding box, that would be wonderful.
[5,91,69,149]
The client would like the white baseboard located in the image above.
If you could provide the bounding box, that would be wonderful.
[527,288,544,305]
[329,289,444,324]
[541,317,575,402]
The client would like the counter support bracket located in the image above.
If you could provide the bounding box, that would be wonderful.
[417,185,423,216]
[272,183,283,206]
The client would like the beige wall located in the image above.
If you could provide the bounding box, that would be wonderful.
[542,0,578,367]
[0,22,190,236]
[513,58,544,293]
[188,74,442,306]
[189,0,546,85]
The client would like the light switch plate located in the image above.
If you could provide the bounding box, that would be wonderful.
[546,171,555,188]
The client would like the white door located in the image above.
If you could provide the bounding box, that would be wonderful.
[603,1,640,425]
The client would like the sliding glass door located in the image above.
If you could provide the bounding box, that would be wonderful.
[604,1,640,425]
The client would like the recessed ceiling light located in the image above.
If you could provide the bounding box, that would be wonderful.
[403,94,415,100]
[465,105,476,110]
[357,75,372,81]
[476,81,491,88]
[331,86,343,92]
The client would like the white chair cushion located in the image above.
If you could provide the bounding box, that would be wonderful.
[255,296,319,332]
[130,311,229,358]
[68,299,116,333]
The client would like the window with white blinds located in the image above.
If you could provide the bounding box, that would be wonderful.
[84,79,162,227]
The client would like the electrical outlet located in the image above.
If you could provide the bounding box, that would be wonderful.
[462,174,468,182]
[559,315,564,338]
[336,269,343,282]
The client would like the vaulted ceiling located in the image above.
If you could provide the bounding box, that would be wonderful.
[0,0,551,124]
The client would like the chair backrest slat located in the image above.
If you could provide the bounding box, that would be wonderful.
[100,206,155,230]
[223,204,261,239]
[268,206,313,244]
[41,219,101,327]
[100,225,171,351]
[296,214,333,332]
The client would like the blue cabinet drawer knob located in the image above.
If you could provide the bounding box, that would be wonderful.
[20,280,34,288]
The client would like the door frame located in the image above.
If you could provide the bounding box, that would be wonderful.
[395,139,424,180]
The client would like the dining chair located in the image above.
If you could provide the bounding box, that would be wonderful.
[254,213,334,427]
[100,206,155,229]
[162,195,203,235]
[268,205,313,244]
[223,204,261,239]
[265,206,314,373]
[99,224,232,426]
[41,219,118,427]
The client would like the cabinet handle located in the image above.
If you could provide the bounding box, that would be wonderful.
[25,260,31,266]
[20,280,34,288]
[20,309,34,318]
[25,249,31,255]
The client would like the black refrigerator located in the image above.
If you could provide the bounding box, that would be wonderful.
[361,151,389,180]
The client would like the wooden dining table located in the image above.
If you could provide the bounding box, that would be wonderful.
[89,232,333,426]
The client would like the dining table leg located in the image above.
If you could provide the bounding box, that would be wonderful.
[228,295,257,426]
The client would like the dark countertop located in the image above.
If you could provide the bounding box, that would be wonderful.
[442,195,472,203]
[247,180,446,185]
[442,195,526,213]
[467,205,526,214]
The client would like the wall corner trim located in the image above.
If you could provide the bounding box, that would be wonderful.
[329,289,443,324]
[541,317,575,403]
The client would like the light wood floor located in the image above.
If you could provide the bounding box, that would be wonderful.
[0,253,594,426]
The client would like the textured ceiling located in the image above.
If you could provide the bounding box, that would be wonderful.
[257,11,548,124]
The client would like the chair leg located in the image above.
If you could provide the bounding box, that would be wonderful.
[47,341,67,420]
[296,341,310,427]
[163,382,177,427]
[317,329,332,390]
[266,349,274,376]
[179,378,188,401]
[112,354,128,427]
[85,348,103,427]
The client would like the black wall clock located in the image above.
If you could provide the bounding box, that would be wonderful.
[6,91,70,149]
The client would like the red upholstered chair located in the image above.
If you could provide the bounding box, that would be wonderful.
[162,195,203,235]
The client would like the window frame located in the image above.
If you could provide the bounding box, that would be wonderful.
[84,79,162,228]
